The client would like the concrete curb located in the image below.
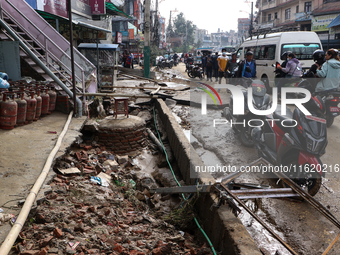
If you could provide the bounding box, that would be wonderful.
[155,99,262,255]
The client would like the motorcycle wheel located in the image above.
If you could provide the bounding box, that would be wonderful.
[326,112,334,128]
[188,71,195,78]
[239,127,254,147]
[281,158,322,196]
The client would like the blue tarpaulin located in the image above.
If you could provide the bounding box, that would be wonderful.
[327,14,340,28]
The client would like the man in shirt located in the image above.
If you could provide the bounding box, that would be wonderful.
[237,51,256,87]
[217,50,229,84]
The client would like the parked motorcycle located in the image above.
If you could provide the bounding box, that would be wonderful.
[187,65,203,79]
[222,76,271,147]
[251,94,327,196]
[297,77,340,128]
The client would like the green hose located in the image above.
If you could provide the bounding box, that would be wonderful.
[153,108,217,255]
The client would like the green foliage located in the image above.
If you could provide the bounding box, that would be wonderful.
[166,12,197,53]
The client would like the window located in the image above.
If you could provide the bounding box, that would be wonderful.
[305,2,312,13]
[236,48,243,58]
[252,45,276,60]
[268,14,272,21]
[281,43,321,60]
[296,5,299,13]
[275,12,278,19]
[285,8,291,20]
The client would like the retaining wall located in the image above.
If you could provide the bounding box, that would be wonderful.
[155,99,262,255]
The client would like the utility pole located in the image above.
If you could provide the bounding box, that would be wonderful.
[67,0,77,116]
[249,1,253,38]
[144,0,150,78]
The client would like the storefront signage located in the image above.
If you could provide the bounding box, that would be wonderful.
[71,0,92,19]
[312,14,338,32]
[116,32,122,43]
[36,0,68,19]
[90,0,106,15]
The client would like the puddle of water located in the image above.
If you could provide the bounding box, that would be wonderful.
[132,149,158,175]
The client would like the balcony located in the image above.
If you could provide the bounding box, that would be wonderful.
[259,18,281,28]
[261,0,277,10]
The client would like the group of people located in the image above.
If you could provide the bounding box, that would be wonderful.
[198,47,340,95]
[275,48,340,95]
[199,49,255,84]
[122,50,134,69]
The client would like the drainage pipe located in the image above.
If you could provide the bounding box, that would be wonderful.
[0,111,74,255]
[82,93,158,98]
[0,19,82,117]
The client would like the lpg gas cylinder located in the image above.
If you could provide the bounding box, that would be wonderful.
[16,92,27,126]
[47,84,57,113]
[34,89,42,121]
[0,92,17,129]
[25,91,36,123]
[40,86,50,115]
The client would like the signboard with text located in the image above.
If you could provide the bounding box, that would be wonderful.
[115,32,122,43]
[90,0,106,15]
[312,14,338,32]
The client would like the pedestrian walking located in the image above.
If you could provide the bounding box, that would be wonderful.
[212,52,219,82]
[202,53,207,79]
[206,53,213,82]
[217,51,229,84]
[130,53,134,69]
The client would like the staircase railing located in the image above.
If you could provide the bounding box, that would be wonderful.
[1,9,83,90]
[1,0,97,88]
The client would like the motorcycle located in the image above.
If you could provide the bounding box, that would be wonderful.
[222,74,271,147]
[251,94,327,196]
[187,65,203,79]
[297,76,340,128]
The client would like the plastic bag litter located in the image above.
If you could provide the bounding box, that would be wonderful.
[90,176,109,187]
[0,213,14,226]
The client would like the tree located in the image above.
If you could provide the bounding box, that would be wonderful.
[166,12,197,52]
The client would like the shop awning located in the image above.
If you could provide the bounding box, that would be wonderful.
[72,21,111,33]
[105,2,131,18]
[327,14,340,28]
[37,10,111,33]
[78,43,120,51]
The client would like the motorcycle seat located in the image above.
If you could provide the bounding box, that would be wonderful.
[273,105,294,133]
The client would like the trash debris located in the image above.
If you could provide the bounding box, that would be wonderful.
[90,176,109,187]
[58,167,81,175]
[47,131,57,134]
[0,208,3,213]
[0,213,14,225]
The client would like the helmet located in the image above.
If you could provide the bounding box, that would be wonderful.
[280,51,292,61]
[189,53,192,57]
[312,50,325,62]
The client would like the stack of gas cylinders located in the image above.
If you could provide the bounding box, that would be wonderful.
[0,81,57,130]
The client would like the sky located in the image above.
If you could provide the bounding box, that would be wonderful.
[157,0,255,34]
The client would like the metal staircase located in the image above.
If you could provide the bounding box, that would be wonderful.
[0,0,97,94]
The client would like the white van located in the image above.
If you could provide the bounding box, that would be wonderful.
[236,32,322,92]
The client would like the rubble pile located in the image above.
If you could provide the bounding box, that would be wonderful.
[10,144,213,255]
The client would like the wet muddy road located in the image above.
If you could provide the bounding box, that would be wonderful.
[169,63,340,255]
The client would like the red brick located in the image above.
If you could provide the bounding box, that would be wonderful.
[113,243,123,253]
[40,236,53,247]
[19,251,40,255]
[152,247,162,255]
[39,247,48,255]
[53,228,63,238]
